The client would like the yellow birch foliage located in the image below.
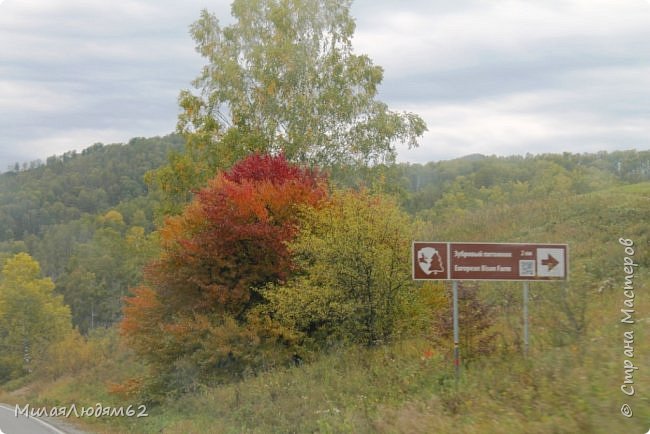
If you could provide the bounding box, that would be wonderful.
[0,253,73,380]
[259,190,431,349]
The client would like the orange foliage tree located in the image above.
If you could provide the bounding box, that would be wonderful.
[119,154,326,396]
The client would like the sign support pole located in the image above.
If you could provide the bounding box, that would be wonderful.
[452,280,460,379]
[523,281,529,357]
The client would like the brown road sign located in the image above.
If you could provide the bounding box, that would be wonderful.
[413,242,568,281]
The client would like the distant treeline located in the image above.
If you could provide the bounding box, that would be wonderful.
[398,150,650,215]
[0,134,183,241]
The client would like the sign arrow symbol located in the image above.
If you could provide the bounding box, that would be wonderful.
[541,254,559,271]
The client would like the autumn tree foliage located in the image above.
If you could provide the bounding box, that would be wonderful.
[0,253,73,382]
[258,190,425,350]
[148,0,426,213]
[119,154,326,395]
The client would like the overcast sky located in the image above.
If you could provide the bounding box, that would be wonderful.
[1,0,649,170]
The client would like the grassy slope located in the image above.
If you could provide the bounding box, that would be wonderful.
[2,183,649,433]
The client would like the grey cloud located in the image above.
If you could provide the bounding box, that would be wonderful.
[0,0,649,171]
[0,0,221,168]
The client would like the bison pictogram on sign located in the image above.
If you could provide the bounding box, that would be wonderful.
[417,246,445,276]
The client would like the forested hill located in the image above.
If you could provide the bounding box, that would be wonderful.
[0,134,183,241]
[0,134,182,332]
[2,140,649,244]
[399,149,650,215]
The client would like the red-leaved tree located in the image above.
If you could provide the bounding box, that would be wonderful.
[118,154,326,397]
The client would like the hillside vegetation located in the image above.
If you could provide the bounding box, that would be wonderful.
[1,144,648,433]
[0,142,647,337]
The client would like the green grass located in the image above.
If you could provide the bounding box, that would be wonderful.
[6,278,646,434]
[595,181,650,195]
[25,306,647,434]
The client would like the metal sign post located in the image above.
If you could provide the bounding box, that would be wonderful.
[523,281,529,357]
[452,280,460,379]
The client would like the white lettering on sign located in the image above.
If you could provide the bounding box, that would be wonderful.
[454,250,512,258]
[484,252,512,258]
[454,265,481,272]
